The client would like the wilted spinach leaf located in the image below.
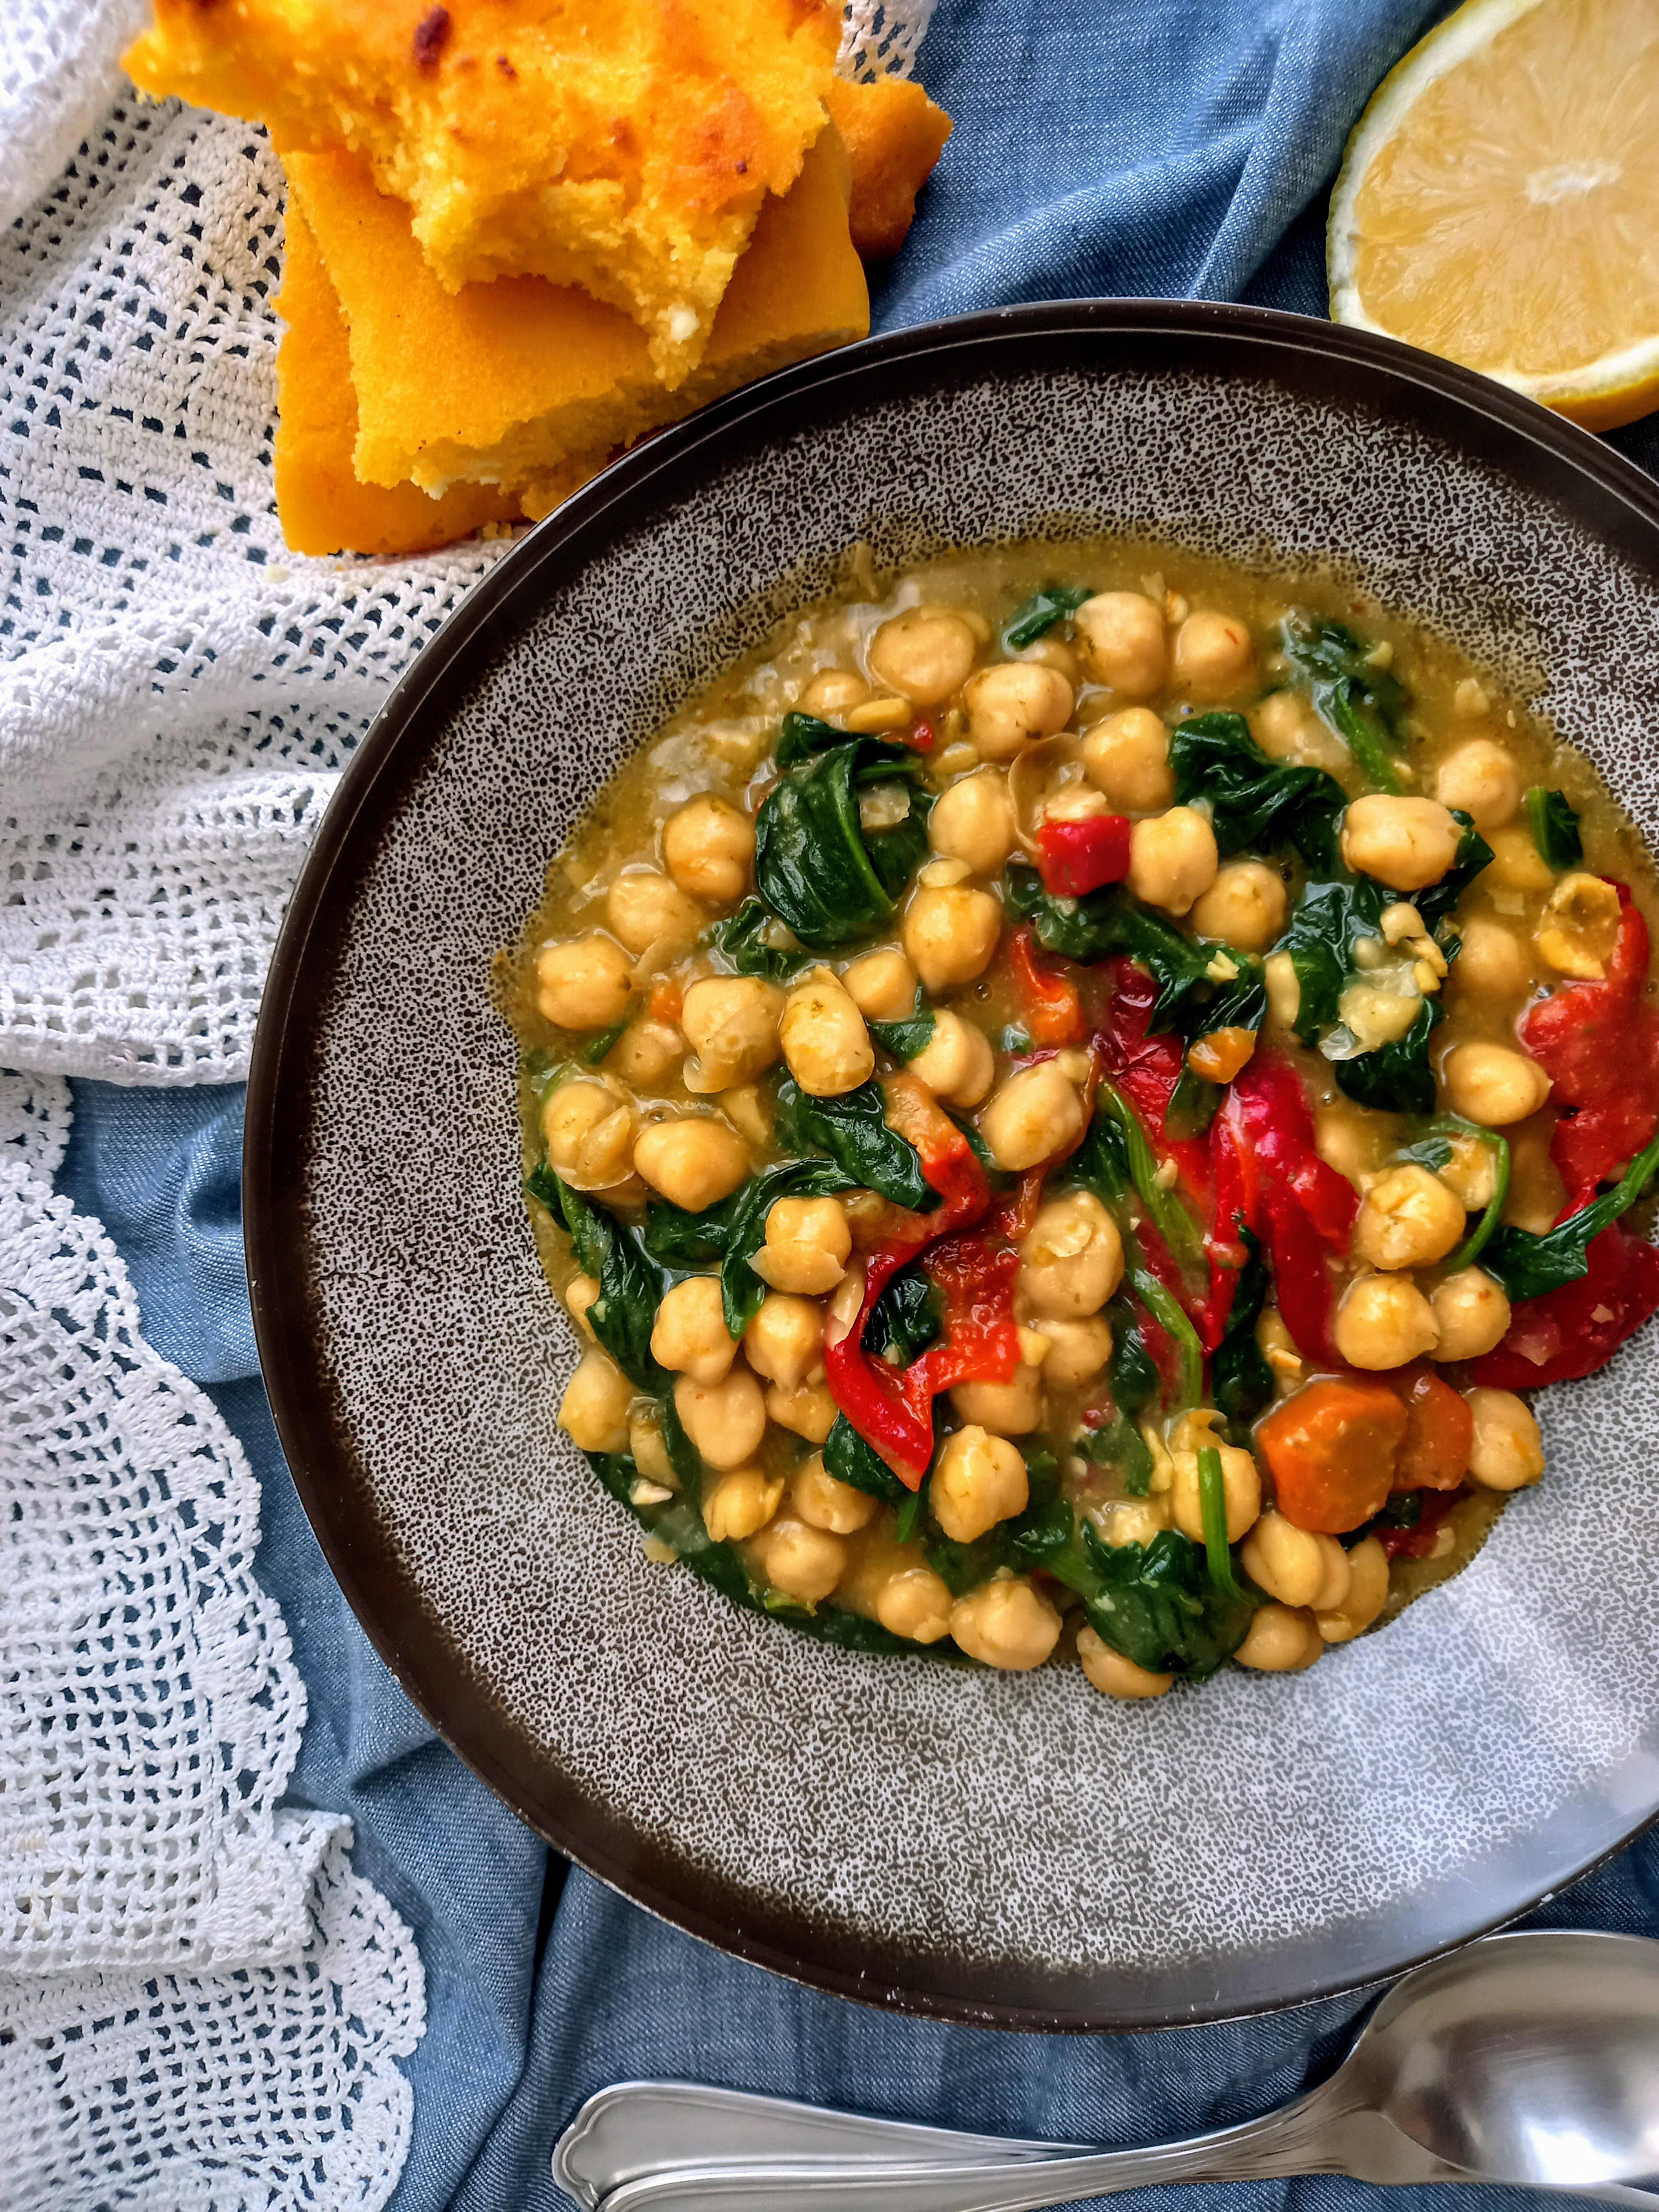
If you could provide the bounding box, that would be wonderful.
[1004,582,1091,650]
[823,1413,913,1505]
[1212,1231,1274,1431]
[1079,1526,1256,1681]
[1483,1128,1659,1300]
[1166,1065,1222,1140]
[703,897,812,982]
[755,738,928,951]
[1526,786,1583,871]
[1107,1298,1159,1418]
[1077,1411,1154,1496]
[869,1000,938,1061]
[526,1171,666,1390]
[1332,998,1441,1117]
[774,1074,933,1210]
[868,1264,942,1364]
[775,711,850,765]
[1413,816,1494,928]
[1170,712,1344,871]
[581,1019,629,1066]
[717,1157,859,1337]
[1280,613,1407,794]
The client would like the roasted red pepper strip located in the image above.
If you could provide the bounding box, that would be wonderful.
[1521,886,1659,1212]
[1227,1055,1359,1364]
[822,1121,1004,1485]
[1035,813,1131,898]
[1097,961,1209,1206]
[1201,1088,1260,1348]
[1472,1224,1659,1389]
[1008,927,1086,1046]
[1375,1488,1460,1562]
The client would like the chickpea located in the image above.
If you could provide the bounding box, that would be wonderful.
[1430,1267,1511,1361]
[799,667,870,719]
[1127,807,1219,916]
[702,1465,785,1542]
[1438,1132,1498,1211]
[633,1117,749,1211]
[651,1275,737,1385]
[1433,739,1521,832]
[839,948,917,1022]
[752,1194,852,1295]
[673,1367,767,1470]
[608,1018,682,1087]
[790,1455,877,1535]
[950,1575,1062,1671]
[662,795,754,908]
[1314,1535,1390,1643]
[928,768,1018,873]
[1241,1511,1351,1611]
[961,661,1074,760]
[680,975,784,1094]
[1442,1041,1551,1128]
[908,1010,995,1108]
[565,1273,601,1341]
[1333,1273,1439,1369]
[950,1359,1044,1437]
[902,883,1003,994]
[1340,796,1463,892]
[780,970,873,1097]
[1097,1498,1170,1547]
[1081,707,1176,813]
[743,1292,824,1390]
[932,1425,1030,1543]
[978,1061,1086,1173]
[753,1514,847,1603]
[875,1564,954,1644]
[1537,872,1623,981]
[1315,1103,1387,1190]
[1027,1313,1113,1387]
[1483,823,1554,893]
[535,933,634,1030]
[1019,1191,1124,1319]
[1467,1387,1545,1490]
[1172,609,1255,699]
[1451,917,1530,1001]
[1077,1625,1172,1701]
[766,1380,837,1443]
[606,868,706,956]
[1353,1165,1467,1271]
[542,1080,639,1191]
[867,607,979,706]
[1235,1603,1323,1672]
[1170,1444,1261,1544]
[558,1349,634,1454]
[1073,591,1167,698]
[1190,859,1287,952]
[1264,948,1301,1031]
[1252,690,1313,760]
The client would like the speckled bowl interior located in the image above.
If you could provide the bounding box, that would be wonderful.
[248,305,1659,2029]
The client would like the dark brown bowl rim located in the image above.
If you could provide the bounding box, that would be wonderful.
[245,298,1659,2033]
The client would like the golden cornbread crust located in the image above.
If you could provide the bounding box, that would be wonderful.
[827,75,952,261]
[126,0,842,384]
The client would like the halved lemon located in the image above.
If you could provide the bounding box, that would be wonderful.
[1328,0,1659,430]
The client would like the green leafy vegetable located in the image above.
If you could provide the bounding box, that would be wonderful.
[1166,1065,1222,1141]
[1197,1445,1254,1606]
[1004,583,1091,650]
[869,999,938,1062]
[1280,614,1406,794]
[754,738,929,951]
[946,1108,1013,1190]
[1211,1232,1273,1432]
[526,1170,666,1390]
[823,1413,911,1505]
[868,1264,942,1365]
[1097,1083,1204,1274]
[703,897,812,982]
[775,711,850,764]
[640,1195,732,1270]
[1080,1527,1255,1681]
[1413,817,1495,929]
[1483,1128,1659,1300]
[1407,1120,1510,1273]
[1077,1412,1154,1497]
[1169,712,1344,870]
[580,1019,628,1066]
[1130,1266,1203,1407]
[1107,1300,1160,1420]
[1332,999,1441,1118]
[1525,787,1583,872]
[775,1074,933,1210]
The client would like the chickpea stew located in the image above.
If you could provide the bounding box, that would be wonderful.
[505,544,1659,1695]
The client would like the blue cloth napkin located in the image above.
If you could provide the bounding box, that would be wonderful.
[53,3,1659,2203]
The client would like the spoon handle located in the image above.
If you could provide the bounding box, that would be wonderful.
[594,2095,1405,2212]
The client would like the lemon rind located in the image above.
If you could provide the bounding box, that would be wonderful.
[1327,0,1659,418]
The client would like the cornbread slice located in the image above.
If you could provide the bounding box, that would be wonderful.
[126,0,841,384]
[274,203,524,556]
[286,126,868,499]
[827,75,953,260]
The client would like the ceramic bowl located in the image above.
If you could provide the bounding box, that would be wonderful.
[246,302,1659,2030]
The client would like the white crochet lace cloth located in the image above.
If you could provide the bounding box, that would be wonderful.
[0,0,932,1086]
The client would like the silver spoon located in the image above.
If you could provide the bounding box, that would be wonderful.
[551,1931,1659,2210]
